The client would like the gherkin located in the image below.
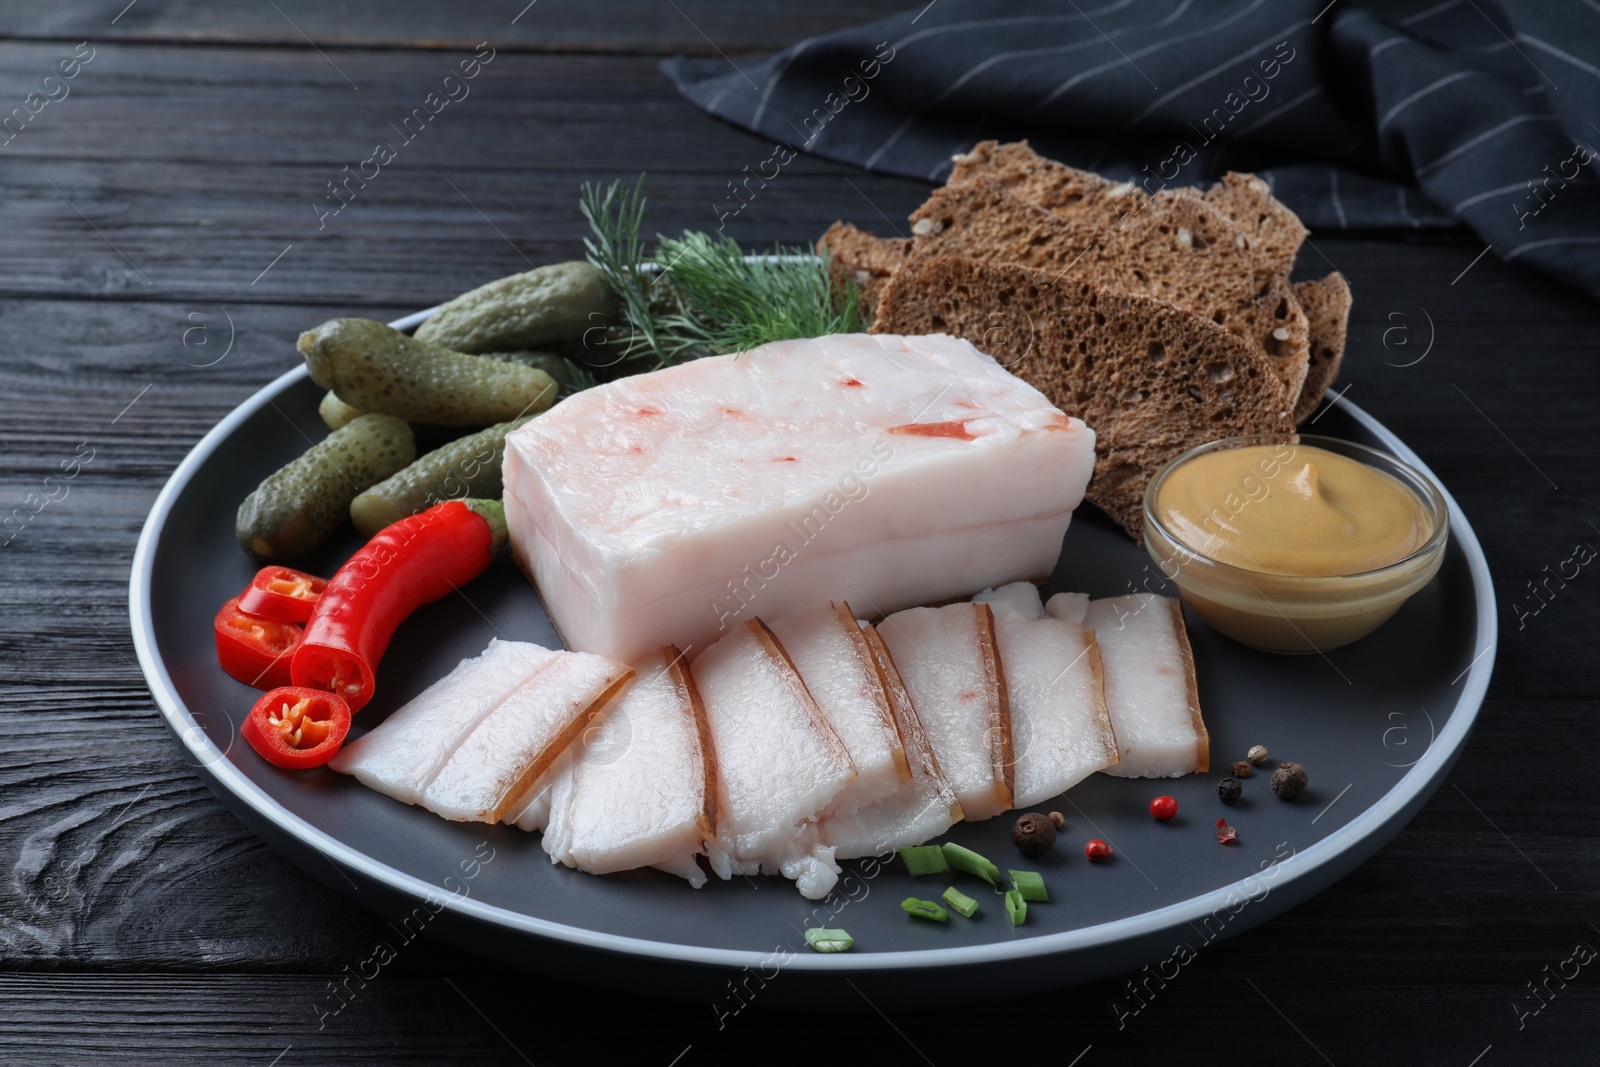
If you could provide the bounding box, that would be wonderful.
[298,318,557,428]
[350,415,532,537]
[412,260,616,354]
[236,413,414,561]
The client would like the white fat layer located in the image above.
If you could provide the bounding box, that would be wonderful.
[1044,591,1090,625]
[975,581,1046,619]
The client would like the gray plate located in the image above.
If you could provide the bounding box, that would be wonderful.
[130,311,1496,1006]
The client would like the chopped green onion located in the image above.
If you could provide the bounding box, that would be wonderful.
[804,927,855,953]
[900,897,949,923]
[942,886,980,919]
[1004,889,1028,927]
[899,844,949,877]
[941,842,1000,886]
[1009,869,1049,903]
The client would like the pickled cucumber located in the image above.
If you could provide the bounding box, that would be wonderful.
[298,319,557,428]
[412,261,616,353]
[349,415,533,537]
[480,350,575,392]
[237,413,415,561]
[318,389,365,430]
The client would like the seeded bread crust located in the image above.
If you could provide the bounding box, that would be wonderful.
[1291,272,1353,423]
[870,255,1293,538]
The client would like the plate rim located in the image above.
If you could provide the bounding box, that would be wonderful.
[129,318,1498,974]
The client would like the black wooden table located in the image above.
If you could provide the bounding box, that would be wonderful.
[2,4,1596,1063]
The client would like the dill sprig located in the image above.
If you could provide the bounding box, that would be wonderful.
[578,176,860,373]
[654,231,861,356]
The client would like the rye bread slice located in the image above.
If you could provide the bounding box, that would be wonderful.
[908,178,1311,402]
[950,142,1308,285]
[870,255,1293,538]
[818,221,911,320]
[1291,272,1353,423]
[947,145,1313,398]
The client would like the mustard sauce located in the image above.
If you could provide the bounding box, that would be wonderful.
[1155,443,1433,577]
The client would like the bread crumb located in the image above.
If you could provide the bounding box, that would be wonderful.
[1177,227,1193,248]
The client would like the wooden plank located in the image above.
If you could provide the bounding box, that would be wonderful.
[0,44,934,305]
[2,0,912,54]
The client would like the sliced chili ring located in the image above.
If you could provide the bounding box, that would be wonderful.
[237,566,327,624]
[240,687,351,769]
[214,595,302,690]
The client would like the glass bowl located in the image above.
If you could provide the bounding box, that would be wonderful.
[1142,434,1450,654]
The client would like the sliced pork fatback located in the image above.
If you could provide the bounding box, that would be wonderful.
[502,332,1096,662]
[769,601,908,819]
[877,602,1013,821]
[1052,592,1209,778]
[539,646,718,887]
[818,624,963,858]
[421,651,633,822]
[693,619,856,899]
[979,582,1119,806]
[328,639,555,805]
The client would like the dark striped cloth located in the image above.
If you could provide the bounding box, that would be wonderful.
[664,0,1600,295]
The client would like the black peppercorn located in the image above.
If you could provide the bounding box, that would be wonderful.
[1011,812,1057,857]
[1231,760,1253,778]
[1217,776,1243,804]
[1271,761,1309,800]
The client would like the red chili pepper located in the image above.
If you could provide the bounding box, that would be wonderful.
[237,565,327,623]
[241,686,351,769]
[215,595,302,689]
[291,499,507,711]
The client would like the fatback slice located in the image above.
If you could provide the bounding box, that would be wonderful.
[329,639,556,806]
[769,600,908,818]
[979,582,1119,805]
[877,601,1013,821]
[539,645,718,886]
[818,623,963,858]
[421,651,634,822]
[692,619,856,898]
[1054,592,1209,777]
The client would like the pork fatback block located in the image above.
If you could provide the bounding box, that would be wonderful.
[502,333,1096,662]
